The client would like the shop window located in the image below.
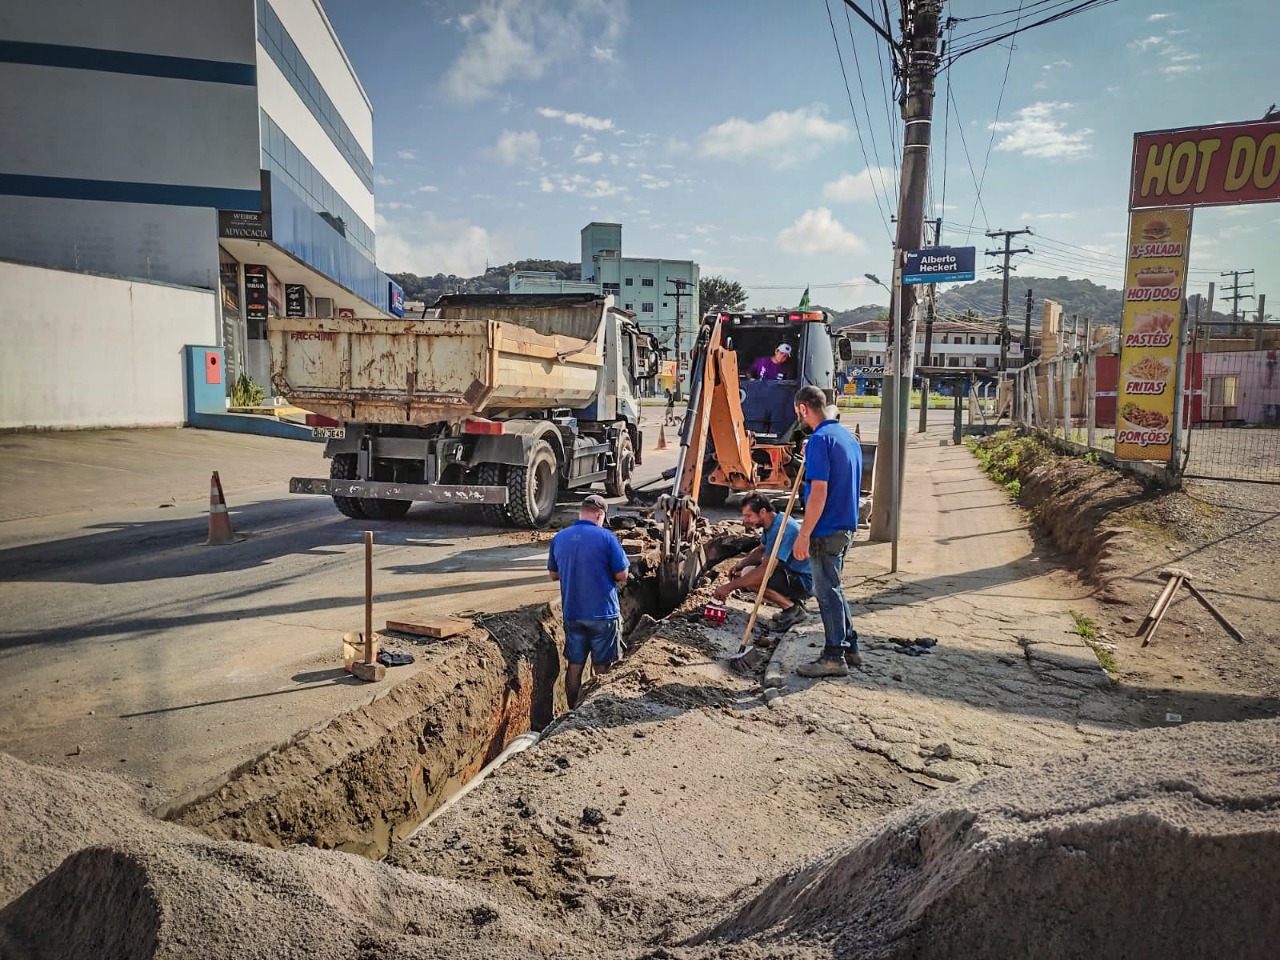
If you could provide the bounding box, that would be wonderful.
[641,278,655,287]
[641,302,654,312]
[625,277,634,286]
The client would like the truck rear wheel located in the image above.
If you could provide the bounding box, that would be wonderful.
[329,454,367,520]
[475,463,511,526]
[603,430,635,498]
[507,441,559,528]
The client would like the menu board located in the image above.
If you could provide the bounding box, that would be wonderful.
[1115,207,1191,462]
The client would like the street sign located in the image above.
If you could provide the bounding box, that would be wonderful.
[902,246,976,285]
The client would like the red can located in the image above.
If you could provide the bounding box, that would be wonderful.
[703,602,728,624]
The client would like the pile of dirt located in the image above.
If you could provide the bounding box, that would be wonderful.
[693,718,1280,960]
[0,752,582,960]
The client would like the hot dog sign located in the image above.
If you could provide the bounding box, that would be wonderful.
[1115,208,1190,462]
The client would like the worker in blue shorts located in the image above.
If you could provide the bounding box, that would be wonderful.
[548,494,630,707]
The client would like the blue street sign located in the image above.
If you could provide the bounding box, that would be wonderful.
[902,246,976,285]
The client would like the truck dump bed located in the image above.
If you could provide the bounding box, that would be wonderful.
[268,296,609,425]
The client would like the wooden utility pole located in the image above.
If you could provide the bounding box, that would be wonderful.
[985,228,1033,371]
[870,0,942,545]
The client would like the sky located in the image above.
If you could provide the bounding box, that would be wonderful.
[325,0,1280,313]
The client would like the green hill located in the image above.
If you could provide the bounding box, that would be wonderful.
[391,260,580,302]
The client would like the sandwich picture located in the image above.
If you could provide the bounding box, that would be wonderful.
[1141,219,1172,243]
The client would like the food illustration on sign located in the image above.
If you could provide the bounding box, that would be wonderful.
[1135,266,1180,287]
[1121,402,1170,432]
[1133,311,1175,334]
[1141,219,1172,243]
[1125,356,1172,381]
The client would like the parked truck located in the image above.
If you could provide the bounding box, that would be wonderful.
[268,294,658,528]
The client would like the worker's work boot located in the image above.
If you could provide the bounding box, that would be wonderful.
[768,603,809,632]
[844,631,862,668]
[796,653,849,679]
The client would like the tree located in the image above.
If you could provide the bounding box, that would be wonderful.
[699,275,747,312]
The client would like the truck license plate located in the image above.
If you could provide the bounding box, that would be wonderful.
[312,426,346,439]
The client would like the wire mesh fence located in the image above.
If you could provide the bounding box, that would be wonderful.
[1002,319,1280,484]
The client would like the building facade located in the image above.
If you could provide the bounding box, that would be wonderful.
[0,0,399,427]
[511,222,700,382]
[841,318,1021,376]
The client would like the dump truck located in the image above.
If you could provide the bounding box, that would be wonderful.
[268,294,658,528]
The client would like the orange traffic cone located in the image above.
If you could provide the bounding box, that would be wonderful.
[206,471,238,545]
[657,424,667,450]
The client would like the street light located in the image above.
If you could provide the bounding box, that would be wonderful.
[864,273,889,291]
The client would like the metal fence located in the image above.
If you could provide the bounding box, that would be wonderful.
[1000,318,1280,484]
[1184,321,1280,482]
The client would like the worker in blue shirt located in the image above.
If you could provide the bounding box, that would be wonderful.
[548,494,630,707]
[790,385,864,677]
[713,493,813,632]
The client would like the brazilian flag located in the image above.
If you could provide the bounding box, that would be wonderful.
[798,286,810,310]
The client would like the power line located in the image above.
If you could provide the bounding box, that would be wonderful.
[824,0,895,239]
[946,85,990,228]
[843,0,900,220]
[968,0,1025,233]
[945,0,1120,64]
[871,0,903,188]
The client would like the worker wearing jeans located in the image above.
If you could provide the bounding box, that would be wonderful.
[790,385,863,678]
[548,494,630,707]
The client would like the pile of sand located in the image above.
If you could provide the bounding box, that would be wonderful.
[694,718,1280,959]
[0,754,581,960]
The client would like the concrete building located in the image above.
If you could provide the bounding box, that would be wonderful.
[841,318,1020,375]
[0,0,400,429]
[510,222,699,380]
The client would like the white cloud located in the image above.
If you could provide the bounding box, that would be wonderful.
[412,184,440,194]
[1147,12,1169,21]
[590,45,616,62]
[377,201,413,211]
[989,102,1092,159]
[776,208,866,255]
[537,107,615,131]
[440,0,626,104]
[1017,210,1076,221]
[1129,31,1201,80]
[823,167,896,203]
[697,107,850,165]
[576,151,605,164]
[374,174,394,187]
[489,129,541,165]
[375,212,509,276]
[1130,35,1165,51]
[539,177,556,193]
[396,149,417,161]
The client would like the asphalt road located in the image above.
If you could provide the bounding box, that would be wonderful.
[0,424,681,801]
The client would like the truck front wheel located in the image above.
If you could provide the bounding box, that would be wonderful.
[329,454,367,519]
[507,441,560,528]
[359,496,412,520]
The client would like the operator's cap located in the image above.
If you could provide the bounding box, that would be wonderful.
[582,494,609,513]
[776,343,793,356]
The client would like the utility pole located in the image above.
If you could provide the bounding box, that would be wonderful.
[985,228,1033,371]
[1023,288,1034,362]
[1219,269,1255,330]
[667,278,693,400]
[918,220,940,434]
[870,0,942,548]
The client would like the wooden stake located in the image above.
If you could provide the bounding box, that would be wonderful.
[1185,581,1247,644]
[1141,573,1184,647]
[363,530,375,664]
[737,460,806,654]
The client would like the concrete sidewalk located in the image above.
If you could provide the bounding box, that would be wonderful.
[760,428,1124,784]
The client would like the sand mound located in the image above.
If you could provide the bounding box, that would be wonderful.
[696,719,1280,960]
[0,753,582,960]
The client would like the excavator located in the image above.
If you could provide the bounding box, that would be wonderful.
[641,307,871,608]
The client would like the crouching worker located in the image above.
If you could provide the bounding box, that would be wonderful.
[548,494,630,707]
[713,493,813,632]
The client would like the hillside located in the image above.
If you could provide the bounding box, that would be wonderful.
[832,276,1234,330]
[391,260,580,302]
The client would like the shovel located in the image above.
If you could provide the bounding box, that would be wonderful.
[728,460,806,666]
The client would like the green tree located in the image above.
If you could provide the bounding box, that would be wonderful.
[699,275,747,312]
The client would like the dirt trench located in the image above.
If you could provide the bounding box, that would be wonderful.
[165,548,666,861]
